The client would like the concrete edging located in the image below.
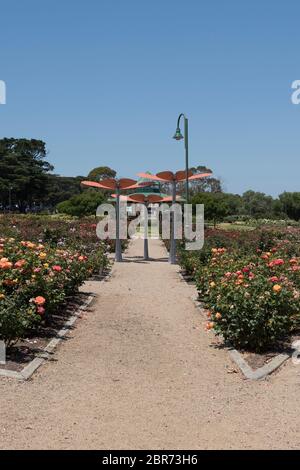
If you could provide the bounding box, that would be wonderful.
[177,269,290,380]
[0,294,95,381]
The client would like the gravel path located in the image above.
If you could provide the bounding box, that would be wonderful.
[0,237,299,449]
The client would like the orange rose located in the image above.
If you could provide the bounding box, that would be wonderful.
[33,296,46,305]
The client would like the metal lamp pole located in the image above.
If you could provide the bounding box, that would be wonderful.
[169,179,177,264]
[173,113,189,203]
[143,204,149,261]
[115,183,123,262]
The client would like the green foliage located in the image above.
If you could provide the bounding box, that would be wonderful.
[242,190,274,219]
[0,296,40,347]
[57,190,106,217]
[177,228,300,352]
[44,174,84,207]
[197,250,300,351]
[279,192,300,221]
[189,166,222,194]
[0,226,109,345]
[191,193,236,226]
[0,138,53,211]
[87,166,116,181]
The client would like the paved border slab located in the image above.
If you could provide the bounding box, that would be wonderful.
[0,294,95,381]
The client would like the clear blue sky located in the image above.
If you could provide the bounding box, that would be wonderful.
[0,0,299,196]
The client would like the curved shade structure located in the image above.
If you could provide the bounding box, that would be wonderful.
[137,169,212,183]
[81,178,138,191]
[80,181,105,189]
[81,179,153,191]
[136,172,166,182]
[161,195,185,202]
[136,169,213,265]
[188,172,213,181]
[110,194,137,202]
[128,193,163,204]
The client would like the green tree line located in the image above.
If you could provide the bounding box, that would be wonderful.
[0,138,299,221]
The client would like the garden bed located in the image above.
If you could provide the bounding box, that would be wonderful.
[175,226,300,378]
[0,292,93,374]
[0,216,113,354]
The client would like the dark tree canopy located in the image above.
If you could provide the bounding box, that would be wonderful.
[0,138,53,211]
[44,174,84,207]
[278,192,300,221]
[191,192,233,226]
[87,166,116,181]
[57,190,105,217]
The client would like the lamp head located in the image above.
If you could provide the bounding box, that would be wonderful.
[173,127,184,141]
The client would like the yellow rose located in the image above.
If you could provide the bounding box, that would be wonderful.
[273,284,282,293]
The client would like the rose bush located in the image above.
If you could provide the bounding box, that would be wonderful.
[175,227,300,351]
[196,248,300,351]
[0,236,108,345]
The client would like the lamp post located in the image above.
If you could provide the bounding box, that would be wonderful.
[173,113,189,203]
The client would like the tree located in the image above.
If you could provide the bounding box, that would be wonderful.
[44,174,84,208]
[241,190,274,219]
[278,192,300,221]
[191,192,230,227]
[189,165,222,194]
[87,166,116,182]
[0,138,53,212]
[57,190,106,217]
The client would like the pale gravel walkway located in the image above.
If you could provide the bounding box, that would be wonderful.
[0,238,300,449]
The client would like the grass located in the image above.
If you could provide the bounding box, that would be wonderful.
[212,222,256,232]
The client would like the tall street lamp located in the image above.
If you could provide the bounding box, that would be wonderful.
[173,113,189,203]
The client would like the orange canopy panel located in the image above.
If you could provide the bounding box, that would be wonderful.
[161,195,184,202]
[111,194,137,202]
[129,193,163,203]
[175,170,193,182]
[156,171,174,181]
[81,180,113,189]
[81,178,139,191]
[119,178,137,189]
[123,181,152,190]
[188,172,212,181]
[136,172,165,182]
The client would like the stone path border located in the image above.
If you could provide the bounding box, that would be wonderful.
[0,294,95,381]
[177,270,290,380]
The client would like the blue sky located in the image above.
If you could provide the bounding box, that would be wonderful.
[0,0,299,196]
